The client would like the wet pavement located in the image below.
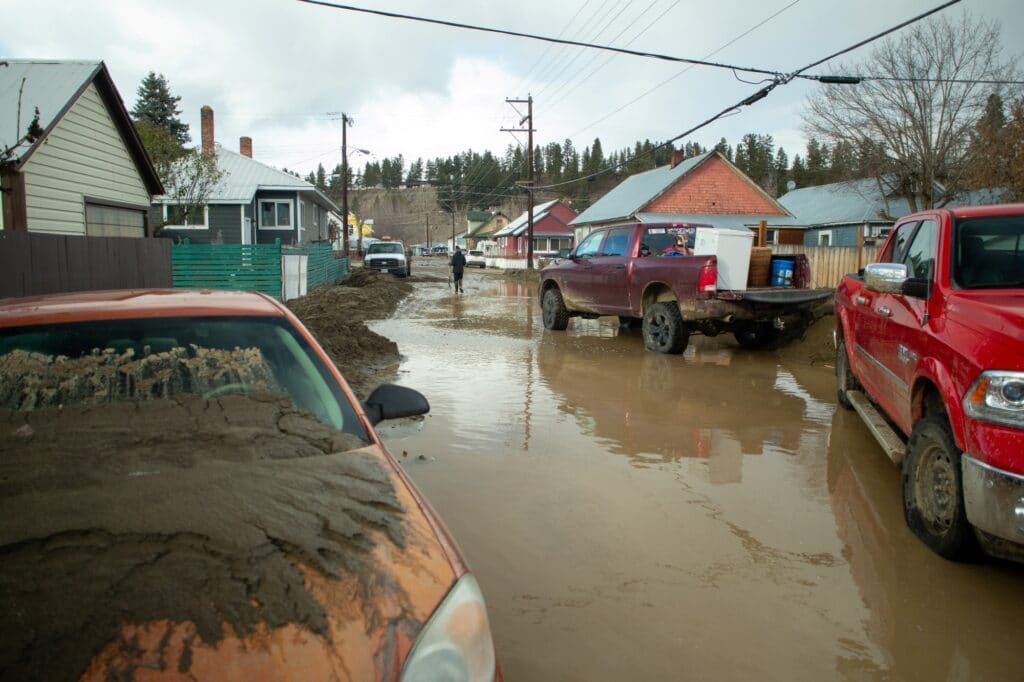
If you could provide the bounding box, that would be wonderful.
[373,260,1022,682]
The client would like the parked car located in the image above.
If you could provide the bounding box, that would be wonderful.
[835,203,1024,563]
[364,240,410,277]
[465,250,487,268]
[0,289,500,680]
[539,222,832,354]
[432,245,449,257]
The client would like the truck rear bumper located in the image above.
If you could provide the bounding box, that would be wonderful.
[962,453,1024,546]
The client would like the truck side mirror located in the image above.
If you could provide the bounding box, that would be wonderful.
[864,262,909,294]
[902,277,930,299]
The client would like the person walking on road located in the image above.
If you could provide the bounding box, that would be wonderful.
[450,247,467,294]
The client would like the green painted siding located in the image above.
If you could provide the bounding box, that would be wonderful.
[22,83,150,235]
[171,240,282,298]
[161,204,243,244]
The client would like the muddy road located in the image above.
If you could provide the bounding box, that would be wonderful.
[365,258,1022,681]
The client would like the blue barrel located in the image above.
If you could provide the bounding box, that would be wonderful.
[771,258,795,287]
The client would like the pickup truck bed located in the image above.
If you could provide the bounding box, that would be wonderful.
[540,221,832,353]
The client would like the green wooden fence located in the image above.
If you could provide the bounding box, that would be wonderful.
[290,242,348,292]
[171,240,282,298]
[172,240,349,299]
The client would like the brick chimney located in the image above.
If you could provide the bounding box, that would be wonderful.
[240,136,253,158]
[200,105,214,157]
[670,148,685,168]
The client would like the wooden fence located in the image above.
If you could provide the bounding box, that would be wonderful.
[172,240,283,298]
[172,240,349,299]
[772,244,879,289]
[0,231,172,299]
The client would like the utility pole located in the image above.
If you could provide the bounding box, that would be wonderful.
[450,185,456,253]
[425,213,430,249]
[501,95,535,268]
[341,113,351,257]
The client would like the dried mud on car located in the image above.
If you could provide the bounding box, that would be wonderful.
[0,392,408,681]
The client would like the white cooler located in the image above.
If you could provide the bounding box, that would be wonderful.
[693,227,753,291]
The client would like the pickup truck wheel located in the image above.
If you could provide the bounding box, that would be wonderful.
[643,302,689,354]
[902,416,977,560]
[835,337,860,410]
[733,322,779,350]
[542,287,570,331]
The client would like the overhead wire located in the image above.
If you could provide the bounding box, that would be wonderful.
[526,0,964,192]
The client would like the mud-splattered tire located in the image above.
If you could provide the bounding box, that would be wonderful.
[642,302,689,354]
[903,415,977,561]
[542,287,570,331]
[733,322,779,350]
[836,336,860,410]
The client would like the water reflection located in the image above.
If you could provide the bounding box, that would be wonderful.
[536,332,832,475]
[826,409,1023,680]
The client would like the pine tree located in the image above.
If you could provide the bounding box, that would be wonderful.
[131,72,190,146]
[315,163,327,191]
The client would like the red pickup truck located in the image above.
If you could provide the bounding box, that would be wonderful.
[835,203,1024,562]
[539,222,832,353]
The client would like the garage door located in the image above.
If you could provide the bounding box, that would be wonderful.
[85,202,146,238]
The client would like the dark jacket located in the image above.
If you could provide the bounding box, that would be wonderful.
[450,251,466,274]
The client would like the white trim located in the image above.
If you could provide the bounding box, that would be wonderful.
[258,198,295,230]
[817,229,833,246]
[297,193,304,243]
[162,203,210,230]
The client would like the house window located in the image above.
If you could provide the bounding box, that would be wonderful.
[766,229,776,244]
[259,199,293,230]
[818,230,832,247]
[163,203,208,229]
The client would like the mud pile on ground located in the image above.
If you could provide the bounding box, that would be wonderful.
[777,313,836,366]
[498,268,543,282]
[0,393,403,680]
[288,271,413,398]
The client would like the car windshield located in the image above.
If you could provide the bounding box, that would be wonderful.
[954,214,1024,289]
[470,251,483,256]
[369,243,403,254]
[0,315,369,443]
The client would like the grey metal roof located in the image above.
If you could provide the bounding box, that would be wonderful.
[569,152,713,226]
[0,59,102,162]
[494,199,563,237]
[634,213,801,229]
[159,146,339,211]
[777,177,914,227]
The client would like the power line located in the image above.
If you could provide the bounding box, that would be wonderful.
[526,0,963,191]
[296,0,784,78]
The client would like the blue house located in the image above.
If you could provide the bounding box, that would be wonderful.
[778,177,1005,247]
[155,107,338,245]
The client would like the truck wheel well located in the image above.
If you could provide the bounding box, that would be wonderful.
[540,279,559,295]
[912,380,947,424]
[642,284,676,314]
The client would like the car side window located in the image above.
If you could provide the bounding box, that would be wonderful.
[599,228,632,256]
[902,219,937,280]
[881,221,918,263]
[575,231,603,258]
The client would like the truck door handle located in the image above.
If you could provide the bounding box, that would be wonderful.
[854,295,868,306]
[877,307,892,317]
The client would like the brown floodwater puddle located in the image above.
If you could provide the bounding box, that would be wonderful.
[372,279,1023,682]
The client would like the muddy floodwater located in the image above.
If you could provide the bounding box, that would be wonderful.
[374,260,1021,682]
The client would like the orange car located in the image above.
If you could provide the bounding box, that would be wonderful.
[0,289,500,681]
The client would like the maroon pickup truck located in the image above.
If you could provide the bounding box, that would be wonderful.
[539,222,832,353]
[835,204,1024,562]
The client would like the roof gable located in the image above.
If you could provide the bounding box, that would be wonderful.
[494,199,578,237]
[778,177,912,226]
[0,59,162,194]
[641,154,788,217]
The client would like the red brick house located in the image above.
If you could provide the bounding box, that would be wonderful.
[570,150,803,245]
[491,199,577,267]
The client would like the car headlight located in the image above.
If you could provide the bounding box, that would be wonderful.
[963,370,1024,428]
[400,574,496,682]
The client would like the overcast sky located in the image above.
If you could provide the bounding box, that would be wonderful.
[2,0,1021,178]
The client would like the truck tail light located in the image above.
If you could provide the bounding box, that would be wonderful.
[698,259,717,297]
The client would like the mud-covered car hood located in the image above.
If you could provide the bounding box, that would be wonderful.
[0,394,457,681]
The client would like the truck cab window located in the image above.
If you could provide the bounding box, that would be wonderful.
[600,228,632,256]
[575,231,603,258]
[881,221,919,263]
[902,219,937,280]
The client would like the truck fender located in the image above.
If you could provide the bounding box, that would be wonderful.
[911,357,968,453]
[640,282,677,315]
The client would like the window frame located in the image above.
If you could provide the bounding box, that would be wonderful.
[258,199,295,231]
[162,203,210,230]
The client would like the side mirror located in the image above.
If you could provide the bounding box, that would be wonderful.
[363,384,430,425]
[864,262,908,294]
[902,277,930,299]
